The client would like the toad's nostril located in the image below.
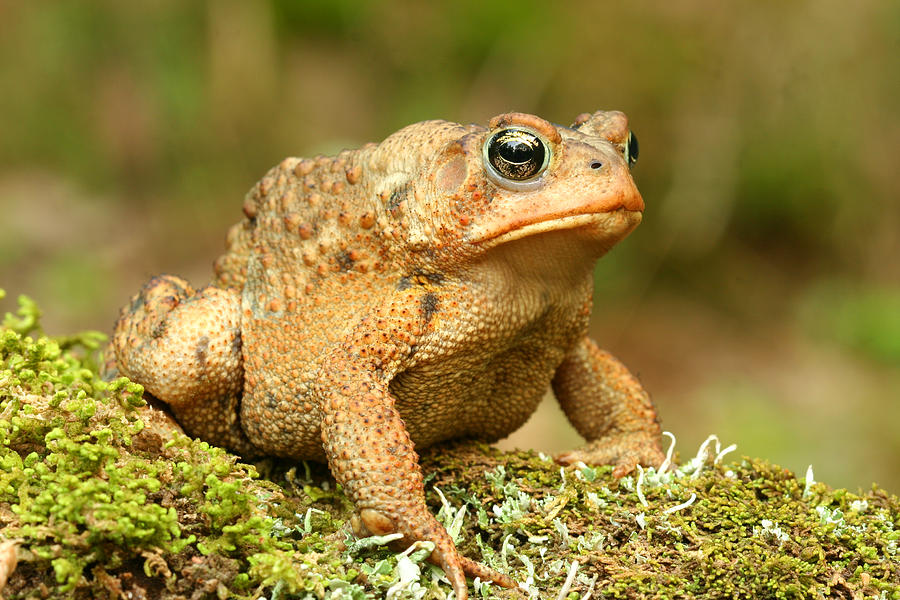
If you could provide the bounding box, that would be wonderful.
[590,161,603,169]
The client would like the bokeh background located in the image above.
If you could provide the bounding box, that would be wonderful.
[1,1,898,491]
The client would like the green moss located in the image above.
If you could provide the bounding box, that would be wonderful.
[1,289,898,598]
[0,291,338,596]
[419,442,899,598]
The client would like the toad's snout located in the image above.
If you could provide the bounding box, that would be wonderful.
[586,159,644,213]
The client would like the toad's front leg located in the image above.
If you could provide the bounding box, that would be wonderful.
[552,336,665,477]
[314,298,515,600]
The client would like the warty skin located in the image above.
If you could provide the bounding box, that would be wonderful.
[112,109,664,598]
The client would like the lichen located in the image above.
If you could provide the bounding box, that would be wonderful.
[1,288,898,599]
[420,441,899,599]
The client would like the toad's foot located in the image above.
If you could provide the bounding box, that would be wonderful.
[458,556,518,590]
[555,429,665,478]
[352,507,516,599]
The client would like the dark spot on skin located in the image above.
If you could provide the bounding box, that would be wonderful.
[420,292,439,325]
[195,335,210,367]
[396,270,444,290]
[337,251,355,271]
[150,321,168,340]
[387,185,408,212]
[231,331,242,356]
[130,294,145,311]
[265,392,279,409]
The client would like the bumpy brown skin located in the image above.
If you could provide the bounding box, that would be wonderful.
[113,110,664,598]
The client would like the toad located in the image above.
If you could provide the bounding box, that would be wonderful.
[112,110,665,598]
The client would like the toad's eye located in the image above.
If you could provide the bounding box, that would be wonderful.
[624,131,639,168]
[483,128,550,185]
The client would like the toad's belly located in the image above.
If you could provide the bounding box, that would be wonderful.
[390,341,567,449]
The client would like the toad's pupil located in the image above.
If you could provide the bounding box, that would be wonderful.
[499,138,536,164]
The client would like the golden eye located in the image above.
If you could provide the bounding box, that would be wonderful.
[484,128,550,183]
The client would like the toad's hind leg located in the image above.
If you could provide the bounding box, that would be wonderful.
[112,275,257,455]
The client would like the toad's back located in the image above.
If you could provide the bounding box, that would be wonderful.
[211,121,471,370]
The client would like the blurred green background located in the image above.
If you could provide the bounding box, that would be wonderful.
[1,1,898,491]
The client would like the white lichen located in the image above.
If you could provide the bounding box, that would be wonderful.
[434,487,467,543]
[635,464,649,507]
[658,430,677,474]
[554,559,579,600]
[491,490,531,523]
[753,519,791,543]
[802,464,816,499]
[663,493,697,515]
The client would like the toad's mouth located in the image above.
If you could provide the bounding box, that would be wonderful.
[472,208,643,249]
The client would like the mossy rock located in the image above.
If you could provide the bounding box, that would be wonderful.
[0,289,898,599]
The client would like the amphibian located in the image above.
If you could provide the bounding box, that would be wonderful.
[112,110,664,598]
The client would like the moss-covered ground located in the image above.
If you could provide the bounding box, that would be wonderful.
[0,289,897,599]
